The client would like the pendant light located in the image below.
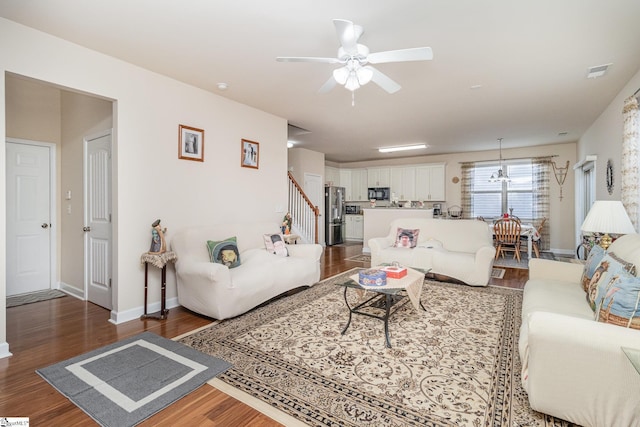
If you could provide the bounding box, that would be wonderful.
[489,138,510,182]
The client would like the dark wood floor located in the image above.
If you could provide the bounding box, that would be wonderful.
[0,243,528,426]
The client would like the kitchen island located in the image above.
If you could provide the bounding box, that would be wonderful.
[362,207,434,253]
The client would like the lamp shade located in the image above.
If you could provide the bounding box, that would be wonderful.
[581,200,636,234]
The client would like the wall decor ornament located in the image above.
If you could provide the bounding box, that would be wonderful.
[606,159,614,195]
[241,139,259,169]
[551,160,569,201]
[178,124,204,162]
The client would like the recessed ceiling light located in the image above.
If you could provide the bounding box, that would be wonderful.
[217,82,228,90]
[558,132,568,136]
[378,144,427,153]
[287,141,295,148]
[470,84,483,89]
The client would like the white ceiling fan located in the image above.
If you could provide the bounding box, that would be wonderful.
[276,19,433,94]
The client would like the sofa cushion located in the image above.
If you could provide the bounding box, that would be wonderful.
[580,244,606,292]
[263,233,289,257]
[586,253,636,311]
[594,272,640,329]
[393,228,420,248]
[207,237,242,268]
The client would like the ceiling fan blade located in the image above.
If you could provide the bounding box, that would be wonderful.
[318,76,338,93]
[276,56,341,64]
[333,19,361,55]
[368,47,433,64]
[367,66,401,94]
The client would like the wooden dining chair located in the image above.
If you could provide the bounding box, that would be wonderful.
[494,218,522,262]
[532,217,547,258]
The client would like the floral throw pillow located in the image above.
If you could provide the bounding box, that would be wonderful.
[393,228,420,248]
[207,237,241,269]
[594,274,640,330]
[263,233,289,257]
[586,252,636,311]
[581,245,606,292]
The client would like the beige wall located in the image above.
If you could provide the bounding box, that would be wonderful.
[332,142,577,253]
[0,16,289,351]
[578,67,640,202]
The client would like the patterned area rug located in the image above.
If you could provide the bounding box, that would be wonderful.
[345,253,371,263]
[180,269,573,426]
[7,289,67,308]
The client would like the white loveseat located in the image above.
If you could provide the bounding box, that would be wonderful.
[520,234,640,427]
[368,218,496,286]
[171,222,323,320]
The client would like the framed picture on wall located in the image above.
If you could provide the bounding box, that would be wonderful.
[241,139,259,169]
[178,124,204,162]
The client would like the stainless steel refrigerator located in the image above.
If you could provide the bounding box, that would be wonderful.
[325,186,345,246]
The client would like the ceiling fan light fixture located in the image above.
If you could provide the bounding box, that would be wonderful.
[378,144,427,153]
[344,74,361,91]
[332,67,349,85]
[356,66,373,85]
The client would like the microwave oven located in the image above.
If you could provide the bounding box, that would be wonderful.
[368,187,390,201]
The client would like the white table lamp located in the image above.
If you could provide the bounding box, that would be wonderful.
[580,200,636,249]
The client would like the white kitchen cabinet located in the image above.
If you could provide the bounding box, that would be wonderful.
[390,167,416,201]
[415,164,445,201]
[325,166,340,186]
[339,169,352,200]
[351,169,368,201]
[345,215,364,241]
[367,167,390,187]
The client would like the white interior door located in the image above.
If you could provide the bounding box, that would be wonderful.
[84,130,112,309]
[6,141,53,296]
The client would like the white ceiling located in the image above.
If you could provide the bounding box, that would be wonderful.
[2,0,640,162]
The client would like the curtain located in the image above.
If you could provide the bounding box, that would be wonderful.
[532,158,551,250]
[622,95,640,231]
[460,162,474,219]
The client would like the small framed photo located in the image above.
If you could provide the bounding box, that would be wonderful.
[241,139,259,169]
[178,124,204,162]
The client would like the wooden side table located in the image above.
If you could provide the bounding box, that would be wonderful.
[140,251,177,320]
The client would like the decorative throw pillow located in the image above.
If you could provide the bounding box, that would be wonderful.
[581,245,606,292]
[263,233,289,257]
[207,237,241,269]
[393,228,420,248]
[586,252,636,311]
[594,274,640,330]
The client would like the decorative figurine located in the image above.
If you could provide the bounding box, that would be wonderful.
[149,219,167,254]
[282,212,292,235]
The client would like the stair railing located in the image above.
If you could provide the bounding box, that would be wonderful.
[287,172,320,244]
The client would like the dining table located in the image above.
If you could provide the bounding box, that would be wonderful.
[489,222,539,258]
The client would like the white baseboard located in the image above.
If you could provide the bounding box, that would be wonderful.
[59,281,85,300]
[108,297,180,324]
[551,248,575,256]
[0,341,12,359]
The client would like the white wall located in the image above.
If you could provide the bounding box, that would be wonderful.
[578,68,640,201]
[0,18,288,353]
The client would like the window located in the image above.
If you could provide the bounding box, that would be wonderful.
[469,161,533,219]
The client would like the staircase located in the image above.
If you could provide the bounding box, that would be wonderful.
[287,172,320,244]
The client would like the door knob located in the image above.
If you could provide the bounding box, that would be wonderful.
[83,226,91,232]
[41,223,49,229]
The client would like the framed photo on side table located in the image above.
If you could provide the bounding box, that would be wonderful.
[241,139,259,169]
[178,125,204,162]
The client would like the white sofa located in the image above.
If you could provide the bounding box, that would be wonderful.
[368,218,496,286]
[520,234,640,427]
[171,222,323,320]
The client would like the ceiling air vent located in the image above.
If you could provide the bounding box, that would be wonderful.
[587,63,612,79]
